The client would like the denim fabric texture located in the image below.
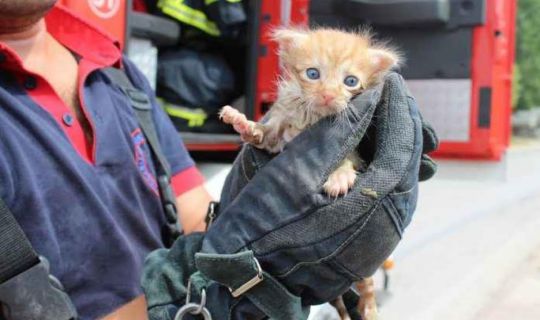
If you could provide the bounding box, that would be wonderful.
[142,73,438,319]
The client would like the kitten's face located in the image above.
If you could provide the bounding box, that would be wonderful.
[274,28,399,116]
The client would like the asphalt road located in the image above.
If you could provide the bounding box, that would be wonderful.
[474,247,540,320]
[379,187,540,320]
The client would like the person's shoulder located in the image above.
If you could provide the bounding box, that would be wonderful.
[119,57,155,95]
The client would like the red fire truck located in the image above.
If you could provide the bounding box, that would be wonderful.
[61,0,516,160]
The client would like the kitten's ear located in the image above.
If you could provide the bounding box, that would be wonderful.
[368,48,400,74]
[271,27,308,53]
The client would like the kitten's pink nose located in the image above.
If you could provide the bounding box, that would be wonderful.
[321,93,335,105]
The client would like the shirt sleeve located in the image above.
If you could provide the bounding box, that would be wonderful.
[121,57,205,196]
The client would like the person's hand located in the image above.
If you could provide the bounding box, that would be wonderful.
[142,72,439,319]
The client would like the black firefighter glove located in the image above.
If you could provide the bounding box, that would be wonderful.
[142,73,438,319]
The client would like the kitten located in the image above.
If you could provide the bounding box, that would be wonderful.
[221,27,400,195]
[220,27,400,320]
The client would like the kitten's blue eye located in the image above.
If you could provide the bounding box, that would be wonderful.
[344,76,359,87]
[306,68,320,80]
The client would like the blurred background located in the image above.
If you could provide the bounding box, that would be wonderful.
[59,0,539,319]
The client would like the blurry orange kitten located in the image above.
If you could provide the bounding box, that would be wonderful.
[221,27,400,197]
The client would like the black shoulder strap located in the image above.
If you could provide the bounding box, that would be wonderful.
[0,198,39,283]
[0,198,78,320]
[102,68,171,177]
[102,67,182,244]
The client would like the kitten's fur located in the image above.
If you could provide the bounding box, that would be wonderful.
[220,27,400,320]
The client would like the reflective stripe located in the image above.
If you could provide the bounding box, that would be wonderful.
[158,0,221,36]
[162,101,208,127]
[281,0,292,26]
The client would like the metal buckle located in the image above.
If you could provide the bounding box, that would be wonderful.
[0,256,78,320]
[157,175,174,202]
[205,202,219,230]
[157,174,182,245]
[175,281,212,320]
[229,257,264,298]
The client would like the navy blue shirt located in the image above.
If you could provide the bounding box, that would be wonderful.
[0,5,205,319]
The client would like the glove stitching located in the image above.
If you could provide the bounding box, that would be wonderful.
[240,150,252,182]
[389,184,416,196]
[245,272,303,320]
[393,96,422,191]
[253,195,375,257]
[275,203,381,278]
[371,87,419,196]
[383,197,405,236]
[197,255,251,262]
[228,298,243,320]
[253,178,379,257]
[327,256,364,282]
[331,199,404,279]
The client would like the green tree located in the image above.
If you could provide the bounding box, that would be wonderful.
[515,0,540,110]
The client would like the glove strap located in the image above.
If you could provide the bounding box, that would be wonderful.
[195,251,308,320]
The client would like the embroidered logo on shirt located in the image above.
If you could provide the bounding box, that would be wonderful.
[131,129,158,195]
[88,0,121,19]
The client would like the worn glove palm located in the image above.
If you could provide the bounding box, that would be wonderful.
[142,73,438,320]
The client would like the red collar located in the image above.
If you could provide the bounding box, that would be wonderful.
[0,3,122,71]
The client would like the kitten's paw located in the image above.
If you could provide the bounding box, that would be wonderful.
[360,302,378,320]
[240,126,264,145]
[331,296,352,320]
[219,106,247,129]
[219,106,263,144]
[323,166,357,197]
[357,277,379,320]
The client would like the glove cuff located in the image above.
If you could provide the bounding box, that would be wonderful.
[195,250,308,320]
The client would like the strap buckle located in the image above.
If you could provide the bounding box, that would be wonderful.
[157,175,178,223]
[205,202,219,230]
[175,281,212,320]
[229,257,264,298]
[157,175,182,246]
[0,256,77,320]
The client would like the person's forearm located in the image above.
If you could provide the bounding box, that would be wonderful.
[176,185,213,234]
[100,295,148,320]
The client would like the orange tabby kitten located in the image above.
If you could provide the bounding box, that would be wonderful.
[221,27,400,195]
[220,27,400,320]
